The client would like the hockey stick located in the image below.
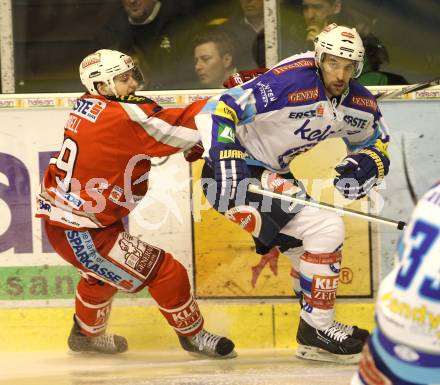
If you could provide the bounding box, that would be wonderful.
[248,184,406,230]
[375,76,440,100]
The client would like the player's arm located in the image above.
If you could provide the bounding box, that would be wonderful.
[223,68,269,88]
[119,96,202,158]
[195,89,256,207]
[334,108,390,200]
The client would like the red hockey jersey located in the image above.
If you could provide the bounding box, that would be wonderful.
[36,94,204,230]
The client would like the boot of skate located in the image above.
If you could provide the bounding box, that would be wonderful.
[68,316,128,354]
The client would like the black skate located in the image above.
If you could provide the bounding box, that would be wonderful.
[330,320,369,342]
[296,291,369,342]
[296,318,363,363]
[178,329,237,359]
[68,317,128,354]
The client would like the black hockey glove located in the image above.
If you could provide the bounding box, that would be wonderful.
[334,147,389,200]
[209,145,249,212]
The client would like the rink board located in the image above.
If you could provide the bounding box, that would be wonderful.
[1,89,440,352]
[0,301,375,351]
[192,139,372,298]
[0,91,372,303]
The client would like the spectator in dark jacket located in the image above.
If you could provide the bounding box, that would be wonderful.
[214,0,265,69]
[95,0,191,89]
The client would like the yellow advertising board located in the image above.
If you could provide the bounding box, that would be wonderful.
[193,138,372,298]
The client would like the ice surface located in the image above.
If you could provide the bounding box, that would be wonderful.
[0,349,357,385]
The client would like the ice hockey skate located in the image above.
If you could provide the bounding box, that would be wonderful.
[68,317,128,354]
[297,291,369,342]
[295,318,363,363]
[178,329,237,359]
[330,319,369,342]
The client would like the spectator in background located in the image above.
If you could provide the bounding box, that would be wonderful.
[281,0,372,57]
[358,34,408,86]
[193,29,238,89]
[280,0,343,57]
[95,0,191,89]
[211,0,265,69]
[302,0,341,46]
[125,46,162,90]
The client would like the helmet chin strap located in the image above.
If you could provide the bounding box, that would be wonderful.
[108,79,119,97]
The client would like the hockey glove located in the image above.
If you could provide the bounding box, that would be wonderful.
[223,68,269,88]
[184,142,204,162]
[209,145,249,211]
[334,147,390,200]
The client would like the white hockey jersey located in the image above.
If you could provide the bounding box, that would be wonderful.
[371,182,440,383]
[195,51,390,174]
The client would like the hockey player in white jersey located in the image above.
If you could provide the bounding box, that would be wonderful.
[195,23,390,363]
[351,182,440,384]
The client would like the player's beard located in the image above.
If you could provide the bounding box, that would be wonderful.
[329,81,347,97]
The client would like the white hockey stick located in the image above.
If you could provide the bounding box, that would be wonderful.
[375,76,440,100]
[248,184,406,230]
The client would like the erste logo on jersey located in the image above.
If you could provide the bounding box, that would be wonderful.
[73,98,106,122]
[343,114,369,129]
[289,103,324,119]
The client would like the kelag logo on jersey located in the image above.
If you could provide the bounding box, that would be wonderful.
[294,119,334,142]
[73,98,106,123]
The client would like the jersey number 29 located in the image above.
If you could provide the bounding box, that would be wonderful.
[55,138,78,192]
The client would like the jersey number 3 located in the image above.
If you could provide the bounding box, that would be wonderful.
[396,220,440,301]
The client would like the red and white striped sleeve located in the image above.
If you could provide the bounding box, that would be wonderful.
[118,100,205,157]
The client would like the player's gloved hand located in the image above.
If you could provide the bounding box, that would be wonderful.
[184,142,204,162]
[209,145,249,210]
[223,68,269,88]
[334,147,390,200]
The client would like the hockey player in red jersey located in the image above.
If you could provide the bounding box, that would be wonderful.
[36,49,235,358]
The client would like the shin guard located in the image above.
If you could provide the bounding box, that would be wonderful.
[299,250,342,330]
[75,275,118,336]
[149,252,204,336]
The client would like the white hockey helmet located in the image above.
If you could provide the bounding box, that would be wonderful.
[79,49,144,96]
[314,23,365,78]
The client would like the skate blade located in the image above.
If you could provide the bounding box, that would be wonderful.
[68,349,122,355]
[295,344,361,364]
[187,349,238,360]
